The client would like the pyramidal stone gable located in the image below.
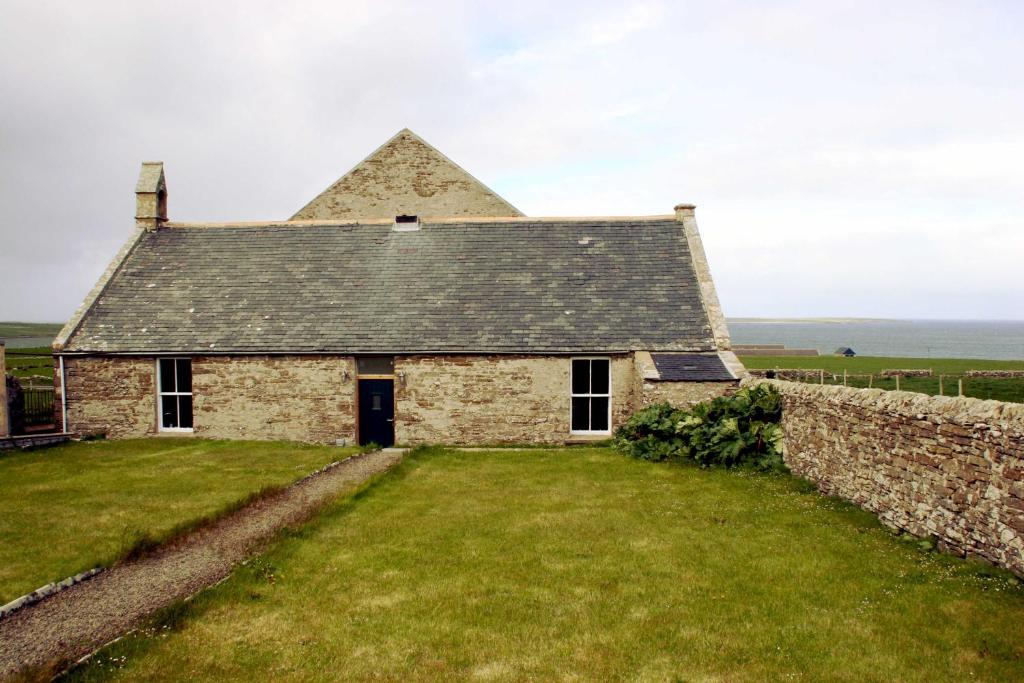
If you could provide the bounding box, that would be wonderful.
[291,129,523,220]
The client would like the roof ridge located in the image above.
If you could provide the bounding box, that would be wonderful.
[164,214,677,229]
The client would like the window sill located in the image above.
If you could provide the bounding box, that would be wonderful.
[158,428,195,435]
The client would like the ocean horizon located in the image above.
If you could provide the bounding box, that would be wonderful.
[727,319,1024,361]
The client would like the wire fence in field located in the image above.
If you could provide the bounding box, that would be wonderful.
[749,368,1024,404]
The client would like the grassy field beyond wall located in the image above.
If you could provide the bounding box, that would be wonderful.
[740,356,1024,403]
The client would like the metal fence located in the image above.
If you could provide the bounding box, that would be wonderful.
[16,386,55,429]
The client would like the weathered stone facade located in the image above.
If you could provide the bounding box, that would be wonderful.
[766,379,1024,575]
[59,356,357,443]
[291,129,522,220]
[60,357,157,439]
[638,380,734,408]
[394,355,637,445]
[58,353,735,445]
[191,356,355,443]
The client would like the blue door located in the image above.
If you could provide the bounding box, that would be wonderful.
[358,379,394,447]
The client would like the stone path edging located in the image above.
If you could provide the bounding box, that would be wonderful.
[0,448,404,680]
[0,568,105,624]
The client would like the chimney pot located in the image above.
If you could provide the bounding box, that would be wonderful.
[136,162,167,230]
[674,203,696,222]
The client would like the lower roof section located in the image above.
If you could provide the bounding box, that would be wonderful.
[63,219,718,354]
[650,353,737,382]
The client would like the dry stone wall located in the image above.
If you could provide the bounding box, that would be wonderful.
[766,379,1024,575]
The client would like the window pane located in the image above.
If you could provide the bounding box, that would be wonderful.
[161,394,179,428]
[357,356,394,375]
[178,395,193,429]
[590,359,610,394]
[571,359,590,395]
[159,359,176,393]
[176,359,192,393]
[571,397,590,431]
[590,397,609,432]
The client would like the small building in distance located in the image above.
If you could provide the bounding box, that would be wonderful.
[834,347,856,357]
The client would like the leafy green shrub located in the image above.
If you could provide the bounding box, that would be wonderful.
[613,384,784,471]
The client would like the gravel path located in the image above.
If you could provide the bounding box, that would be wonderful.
[0,449,403,680]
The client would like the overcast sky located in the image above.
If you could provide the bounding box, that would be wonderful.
[2,0,1022,323]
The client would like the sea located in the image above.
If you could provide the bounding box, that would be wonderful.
[5,320,1024,360]
[728,320,1024,361]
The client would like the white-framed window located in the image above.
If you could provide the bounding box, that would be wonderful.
[157,358,193,432]
[571,357,611,434]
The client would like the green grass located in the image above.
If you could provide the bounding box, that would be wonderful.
[0,439,356,604]
[67,448,1024,682]
[740,355,1024,403]
[0,322,63,338]
[4,345,53,382]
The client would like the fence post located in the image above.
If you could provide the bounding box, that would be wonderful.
[868,374,873,388]
[895,374,901,391]
[820,369,824,385]
[958,378,964,397]
[939,374,944,396]
[843,369,848,386]
[0,341,8,438]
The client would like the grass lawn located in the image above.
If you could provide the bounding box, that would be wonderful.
[740,355,1024,403]
[0,439,355,604]
[69,448,1024,682]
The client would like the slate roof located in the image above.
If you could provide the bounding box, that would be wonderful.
[63,218,717,354]
[651,353,735,381]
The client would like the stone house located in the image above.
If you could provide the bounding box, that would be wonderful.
[53,129,743,446]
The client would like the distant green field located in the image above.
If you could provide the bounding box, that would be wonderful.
[0,321,62,350]
[740,355,1024,403]
[3,346,53,382]
[0,321,62,338]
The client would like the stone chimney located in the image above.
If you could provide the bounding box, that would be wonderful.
[136,162,167,230]
[674,203,696,222]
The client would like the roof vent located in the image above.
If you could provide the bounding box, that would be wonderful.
[393,214,420,232]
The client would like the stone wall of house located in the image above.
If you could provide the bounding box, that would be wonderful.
[60,355,357,443]
[395,355,637,444]
[766,379,1024,575]
[60,357,157,438]
[637,380,735,408]
[59,353,735,446]
[192,356,355,443]
[291,130,522,220]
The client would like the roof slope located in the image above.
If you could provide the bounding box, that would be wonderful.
[651,353,735,381]
[63,219,716,354]
[291,129,522,220]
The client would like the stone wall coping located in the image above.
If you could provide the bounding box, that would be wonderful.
[750,377,1024,425]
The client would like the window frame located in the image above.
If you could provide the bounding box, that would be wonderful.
[570,356,612,435]
[156,357,194,433]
